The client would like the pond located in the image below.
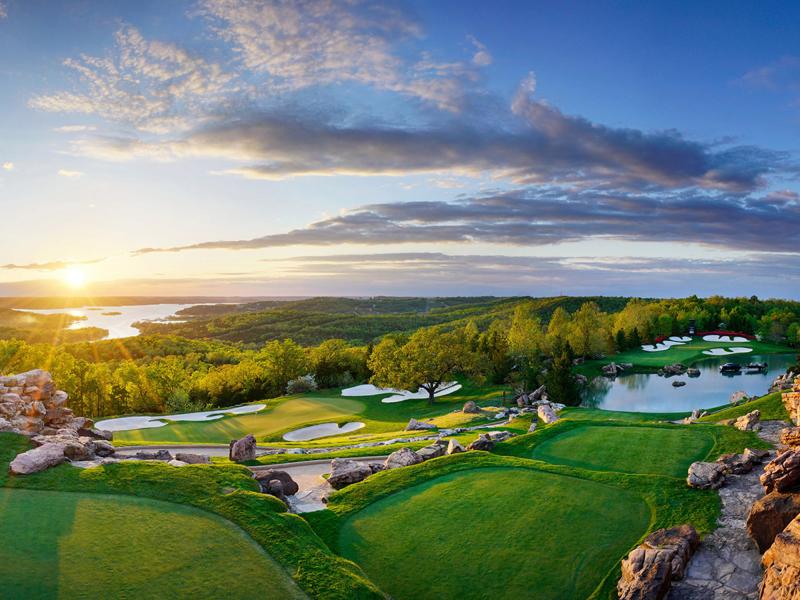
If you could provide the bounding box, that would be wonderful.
[15,304,202,339]
[583,353,796,413]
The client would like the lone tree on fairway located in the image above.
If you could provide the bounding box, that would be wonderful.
[368,327,475,404]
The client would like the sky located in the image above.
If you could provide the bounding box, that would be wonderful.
[1,0,799,299]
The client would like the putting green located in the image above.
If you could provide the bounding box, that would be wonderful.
[115,396,365,444]
[339,467,649,600]
[531,424,713,477]
[0,488,304,599]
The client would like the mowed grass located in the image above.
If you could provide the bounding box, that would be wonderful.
[0,488,304,600]
[115,396,365,444]
[699,391,790,423]
[338,467,650,600]
[530,424,714,477]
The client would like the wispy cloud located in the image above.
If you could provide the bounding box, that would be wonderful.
[0,2,7,19]
[57,169,84,178]
[1,258,104,271]
[740,55,800,90]
[54,125,97,133]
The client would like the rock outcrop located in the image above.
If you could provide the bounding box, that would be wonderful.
[761,449,800,494]
[717,448,770,475]
[254,470,300,498]
[782,376,800,426]
[537,403,559,425]
[446,439,465,454]
[135,449,172,461]
[229,434,257,462]
[9,443,67,475]
[747,492,800,553]
[174,452,210,464]
[405,418,436,431]
[328,458,373,489]
[618,525,699,600]
[734,409,761,432]
[462,401,481,414]
[687,461,727,489]
[467,433,494,451]
[780,427,800,449]
[760,515,800,599]
[416,441,446,461]
[384,447,423,469]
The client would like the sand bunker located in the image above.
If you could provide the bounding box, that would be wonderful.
[642,340,686,352]
[670,336,693,342]
[702,335,750,343]
[341,382,462,403]
[96,404,266,432]
[282,422,366,441]
[702,347,753,356]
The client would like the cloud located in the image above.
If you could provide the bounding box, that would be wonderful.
[54,125,97,133]
[740,56,800,90]
[30,25,235,133]
[0,2,6,19]
[57,169,84,178]
[2,161,13,171]
[1,258,104,271]
[468,36,492,67]
[134,186,800,255]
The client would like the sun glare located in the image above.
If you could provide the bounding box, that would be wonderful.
[63,266,88,289]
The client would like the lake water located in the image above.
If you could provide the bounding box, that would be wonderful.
[583,353,796,413]
[15,304,198,339]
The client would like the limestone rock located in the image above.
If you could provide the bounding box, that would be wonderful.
[328,458,373,489]
[780,427,800,449]
[384,447,423,469]
[174,452,209,464]
[687,461,727,489]
[734,409,761,432]
[760,515,800,599]
[747,492,800,553]
[528,421,537,433]
[730,390,749,405]
[93,439,116,457]
[446,439,465,454]
[254,470,299,496]
[416,442,446,461]
[781,377,800,425]
[9,443,66,475]
[405,418,436,431]
[761,449,800,494]
[167,459,189,467]
[462,401,481,414]
[229,434,257,462]
[467,433,494,452]
[134,449,172,461]
[618,525,699,600]
[487,430,515,442]
[78,427,113,442]
[537,403,559,425]
[717,448,770,475]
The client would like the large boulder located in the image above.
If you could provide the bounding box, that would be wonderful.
[734,409,761,432]
[93,439,116,458]
[416,442,446,461]
[446,439,465,455]
[687,461,727,489]
[730,390,749,405]
[617,525,699,600]
[780,427,800,449]
[254,470,299,496]
[782,379,800,425]
[717,448,770,475]
[761,449,800,494]
[487,430,515,442]
[9,443,66,475]
[229,434,257,462]
[328,458,373,489]
[384,447,423,469]
[405,418,436,431]
[746,492,800,553]
[760,515,800,599]
[462,401,481,414]
[467,433,494,452]
[78,427,113,442]
[134,449,173,461]
[537,403,559,425]
[174,452,210,464]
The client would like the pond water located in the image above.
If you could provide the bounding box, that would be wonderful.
[583,353,796,413]
[282,422,366,441]
[15,304,201,339]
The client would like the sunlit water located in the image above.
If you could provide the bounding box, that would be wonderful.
[15,304,198,339]
[583,353,796,413]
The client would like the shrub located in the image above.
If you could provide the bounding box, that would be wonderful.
[286,374,318,394]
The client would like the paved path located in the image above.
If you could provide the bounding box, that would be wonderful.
[114,444,284,458]
[667,420,789,600]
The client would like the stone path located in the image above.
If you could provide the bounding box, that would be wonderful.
[668,420,789,600]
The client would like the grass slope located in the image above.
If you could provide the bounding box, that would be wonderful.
[0,487,303,599]
[339,467,649,600]
[699,392,790,423]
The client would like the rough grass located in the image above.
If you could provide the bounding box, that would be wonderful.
[338,466,650,600]
[699,392,790,423]
[0,487,303,599]
[0,433,382,600]
[530,423,714,477]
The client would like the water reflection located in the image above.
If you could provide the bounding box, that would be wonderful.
[583,353,796,413]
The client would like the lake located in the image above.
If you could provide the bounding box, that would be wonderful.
[15,304,199,340]
[583,353,796,413]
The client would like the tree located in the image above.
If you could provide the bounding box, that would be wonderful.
[258,339,307,393]
[507,303,545,390]
[545,340,580,406]
[568,302,606,358]
[368,327,475,404]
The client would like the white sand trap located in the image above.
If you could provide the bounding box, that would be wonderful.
[642,340,686,352]
[282,422,365,441]
[341,382,462,403]
[341,384,404,397]
[96,403,266,432]
[670,336,693,342]
[702,347,753,356]
[702,335,750,343]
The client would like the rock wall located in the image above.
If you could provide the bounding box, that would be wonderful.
[782,376,800,426]
[760,515,800,599]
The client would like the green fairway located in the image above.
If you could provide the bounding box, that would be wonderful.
[0,488,304,600]
[115,395,366,444]
[339,467,649,600]
[530,424,714,477]
[699,391,791,423]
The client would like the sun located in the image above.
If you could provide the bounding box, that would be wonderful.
[62,266,88,289]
